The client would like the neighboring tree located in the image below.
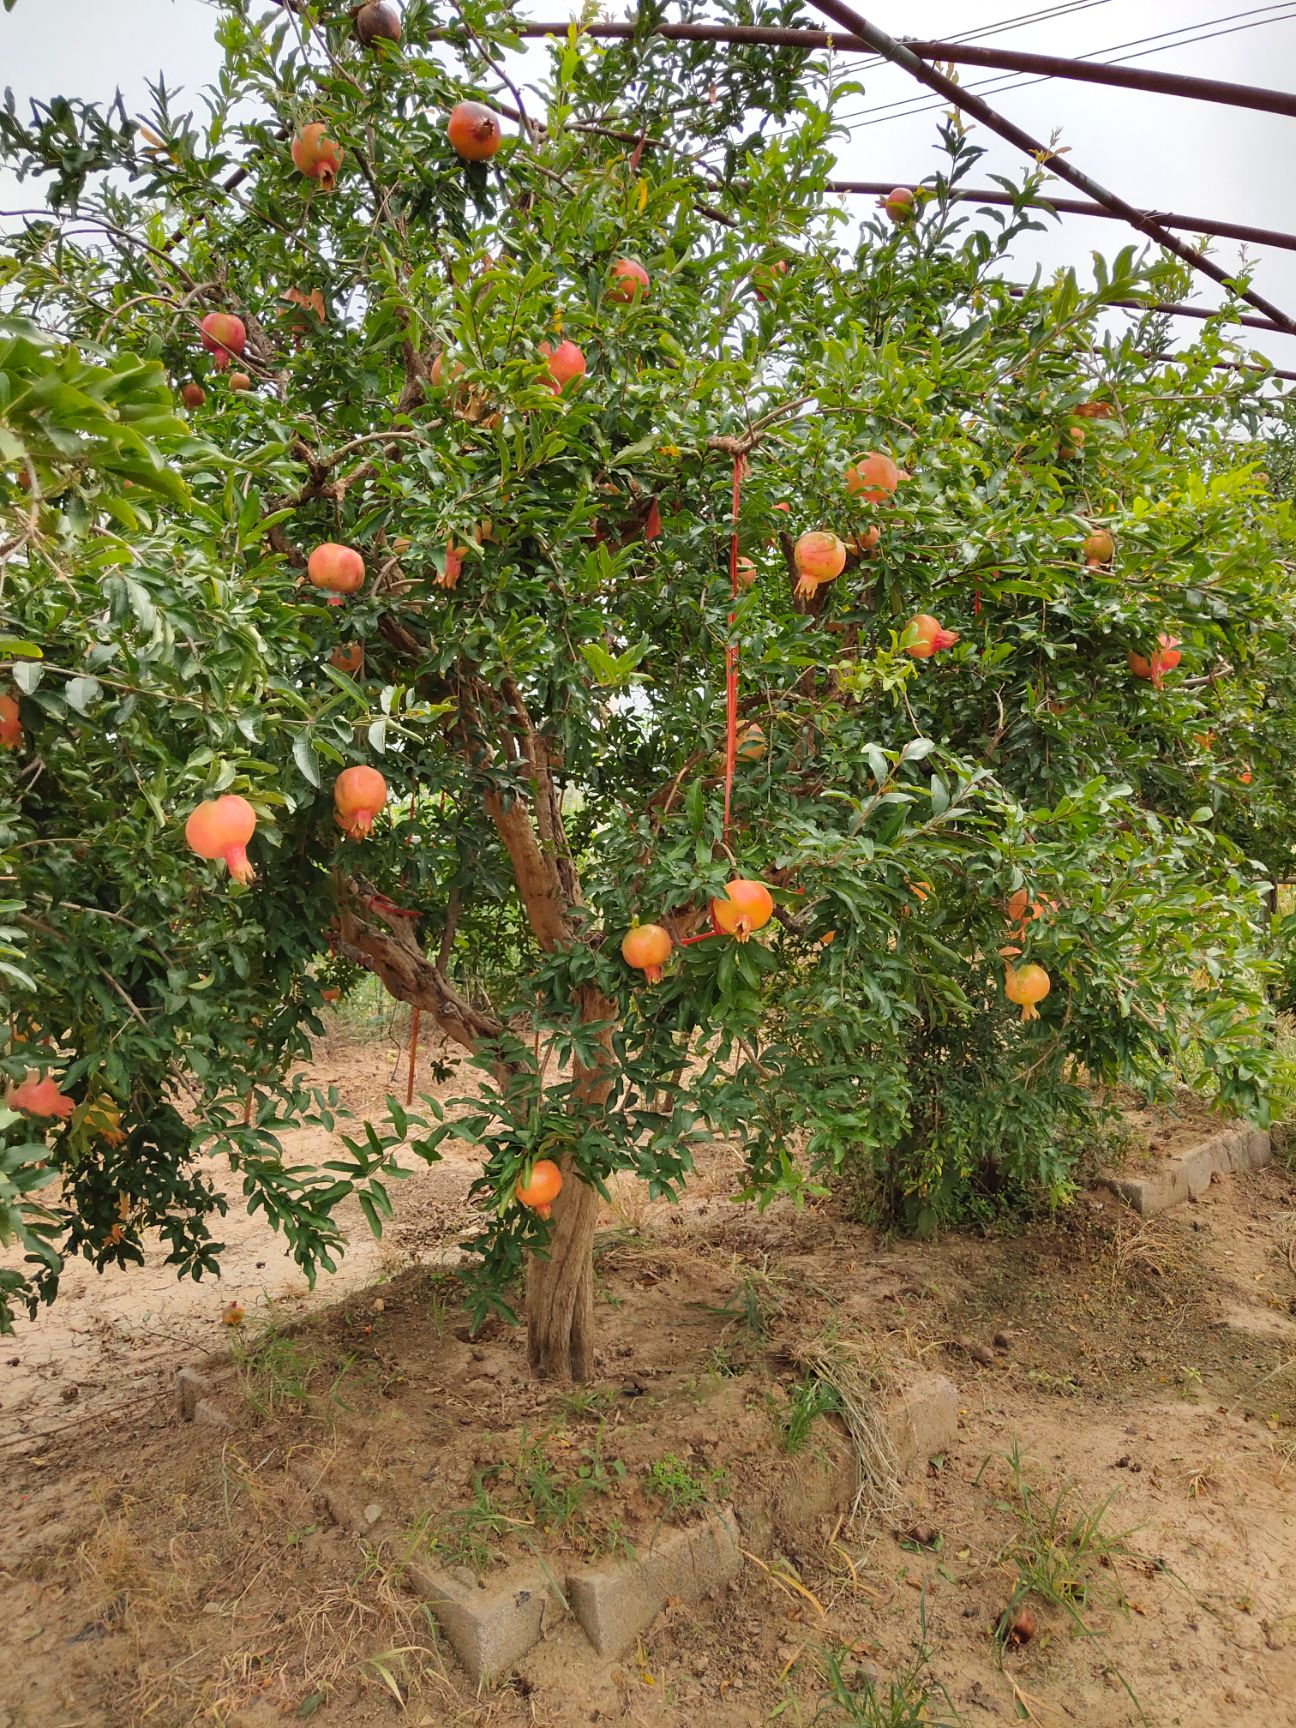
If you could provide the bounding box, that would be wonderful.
[2,1,1293,1375]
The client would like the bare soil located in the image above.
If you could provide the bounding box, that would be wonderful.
[4,1033,1296,1728]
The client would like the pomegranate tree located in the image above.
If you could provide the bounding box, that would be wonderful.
[1,12,1289,1373]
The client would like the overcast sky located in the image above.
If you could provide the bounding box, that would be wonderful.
[3,0,1295,368]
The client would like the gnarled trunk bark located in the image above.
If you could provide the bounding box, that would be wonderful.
[527,983,615,1381]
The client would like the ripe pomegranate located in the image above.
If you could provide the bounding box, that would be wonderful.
[357,1,401,45]
[229,372,252,392]
[199,313,246,369]
[793,531,847,599]
[447,101,502,161]
[736,722,766,763]
[621,922,673,984]
[516,1157,563,1219]
[180,382,206,410]
[881,186,917,223]
[903,614,959,658]
[1005,963,1051,1022]
[185,794,258,884]
[1060,426,1085,459]
[609,258,649,303]
[712,878,775,942]
[753,258,788,301]
[850,525,882,556]
[736,557,757,590]
[282,287,327,341]
[1083,527,1114,567]
[540,339,587,392]
[846,452,901,503]
[1128,634,1181,686]
[0,694,22,750]
[6,1072,74,1120]
[430,351,463,388]
[291,123,343,189]
[334,765,389,837]
[222,1300,245,1327]
[330,643,365,676]
[1075,399,1115,420]
[307,543,366,596]
[1004,1604,1038,1647]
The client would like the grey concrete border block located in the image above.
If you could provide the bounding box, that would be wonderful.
[565,1508,741,1659]
[881,1372,960,1473]
[406,1559,568,1683]
[175,1367,208,1421]
[1101,1125,1271,1216]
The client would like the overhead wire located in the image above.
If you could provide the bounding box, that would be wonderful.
[833,3,1296,127]
[829,0,1119,79]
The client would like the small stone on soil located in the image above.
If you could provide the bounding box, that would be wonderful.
[993,1329,1013,1350]
[971,1344,996,1366]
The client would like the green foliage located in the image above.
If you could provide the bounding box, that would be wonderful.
[1,0,1292,1335]
[978,1441,1137,1646]
[813,1602,960,1727]
[642,1450,727,1516]
[778,1374,842,1455]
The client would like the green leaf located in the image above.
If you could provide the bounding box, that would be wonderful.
[63,675,102,714]
[292,732,321,788]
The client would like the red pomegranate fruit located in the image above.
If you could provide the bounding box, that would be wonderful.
[334,766,389,838]
[712,878,775,942]
[516,1157,563,1219]
[621,922,673,984]
[0,694,22,750]
[447,101,502,161]
[185,794,258,885]
[540,339,587,392]
[7,1072,74,1120]
[903,614,959,659]
[845,452,901,503]
[608,259,649,303]
[291,123,343,189]
[307,543,366,596]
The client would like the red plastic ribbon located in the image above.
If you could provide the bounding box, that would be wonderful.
[723,456,742,845]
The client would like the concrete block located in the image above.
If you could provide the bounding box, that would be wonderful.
[1102,1125,1271,1216]
[175,1367,208,1422]
[406,1560,567,1683]
[881,1373,960,1472]
[566,1508,740,1659]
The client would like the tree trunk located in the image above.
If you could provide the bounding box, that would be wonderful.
[527,1155,600,1380]
[528,983,615,1381]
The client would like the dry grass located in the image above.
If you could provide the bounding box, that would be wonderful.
[790,1334,903,1520]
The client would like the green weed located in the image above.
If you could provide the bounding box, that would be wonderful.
[811,1600,960,1725]
[779,1374,842,1454]
[978,1440,1138,1646]
[642,1452,728,1517]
